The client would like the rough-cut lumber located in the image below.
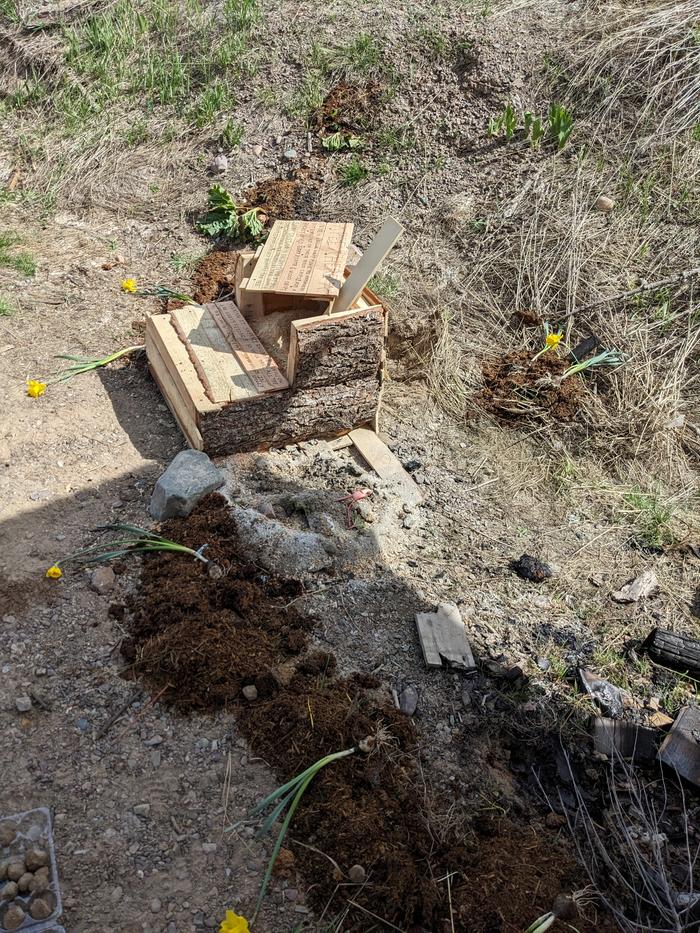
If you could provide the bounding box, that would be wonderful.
[415,603,476,672]
[287,306,384,388]
[659,706,700,786]
[147,337,203,450]
[205,301,289,394]
[593,718,657,761]
[643,628,700,678]
[245,221,353,297]
[333,217,404,313]
[171,304,259,403]
[145,315,217,420]
[349,427,422,506]
[200,378,379,456]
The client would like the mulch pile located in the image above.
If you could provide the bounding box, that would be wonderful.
[313,81,383,135]
[121,494,607,932]
[480,349,584,421]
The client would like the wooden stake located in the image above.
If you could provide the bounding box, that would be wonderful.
[332,217,404,314]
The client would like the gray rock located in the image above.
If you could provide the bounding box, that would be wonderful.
[399,686,419,716]
[150,897,162,913]
[230,506,334,579]
[111,885,124,903]
[612,569,658,604]
[242,685,258,702]
[403,515,416,529]
[89,566,115,595]
[209,154,228,174]
[283,148,297,160]
[14,696,31,713]
[201,842,217,854]
[133,803,151,818]
[149,450,225,520]
[348,864,366,884]
[150,750,162,769]
[251,144,263,156]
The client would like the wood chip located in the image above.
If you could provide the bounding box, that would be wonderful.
[415,603,475,672]
[349,428,422,506]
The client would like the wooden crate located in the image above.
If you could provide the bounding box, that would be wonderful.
[146,286,387,456]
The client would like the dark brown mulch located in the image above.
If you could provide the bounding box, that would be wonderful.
[242,176,300,222]
[121,494,609,933]
[191,250,239,304]
[480,349,584,421]
[313,81,383,134]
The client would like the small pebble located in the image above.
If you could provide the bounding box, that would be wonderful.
[150,897,162,913]
[399,685,419,716]
[251,144,263,156]
[348,864,366,884]
[403,515,416,529]
[111,885,124,903]
[18,872,33,892]
[202,843,217,855]
[283,148,297,160]
[242,685,258,702]
[594,195,615,212]
[14,696,32,713]
[133,803,151,818]
[89,565,116,595]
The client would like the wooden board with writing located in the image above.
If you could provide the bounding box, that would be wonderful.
[171,305,259,404]
[245,221,353,298]
[205,302,289,394]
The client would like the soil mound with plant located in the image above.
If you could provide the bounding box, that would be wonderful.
[480,350,584,421]
[121,495,606,932]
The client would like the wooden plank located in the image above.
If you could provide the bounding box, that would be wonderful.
[171,304,259,404]
[246,221,354,298]
[206,301,289,394]
[333,217,404,314]
[147,338,203,450]
[593,718,658,761]
[349,427,422,506]
[659,706,700,786]
[146,315,218,419]
[415,604,476,672]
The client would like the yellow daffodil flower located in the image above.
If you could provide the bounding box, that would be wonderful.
[45,565,62,579]
[121,278,138,294]
[545,332,563,349]
[27,379,47,398]
[219,910,250,933]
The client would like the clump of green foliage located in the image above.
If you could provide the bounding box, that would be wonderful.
[196,185,264,241]
[338,157,369,186]
[321,131,363,152]
[0,231,36,276]
[488,102,573,150]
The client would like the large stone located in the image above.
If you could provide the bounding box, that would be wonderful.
[149,450,224,521]
[230,506,334,580]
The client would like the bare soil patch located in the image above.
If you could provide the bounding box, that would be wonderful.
[313,81,383,135]
[191,250,239,303]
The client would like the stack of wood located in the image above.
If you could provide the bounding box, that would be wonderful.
[146,218,403,455]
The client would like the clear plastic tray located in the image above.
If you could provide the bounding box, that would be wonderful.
[0,808,62,932]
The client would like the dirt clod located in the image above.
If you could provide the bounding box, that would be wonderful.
[314,82,383,135]
[512,554,553,583]
[480,350,584,421]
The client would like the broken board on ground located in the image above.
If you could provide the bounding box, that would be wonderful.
[415,603,476,673]
[658,706,700,786]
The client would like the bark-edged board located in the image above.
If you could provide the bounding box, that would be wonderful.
[287,305,384,389]
[349,427,422,506]
[200,378,379,456]
[205,301,289,394]
[170,304,259,403]
[415,603,476,672]
[659,706,700,786]
[643,628,700,678]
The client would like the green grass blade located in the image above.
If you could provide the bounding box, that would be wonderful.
[257,786,297,839]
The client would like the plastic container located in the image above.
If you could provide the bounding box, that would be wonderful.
[0,808,62,932]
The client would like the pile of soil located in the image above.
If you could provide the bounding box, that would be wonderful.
[313,81,383,135]
[121,495,606,932]
[242,177,300,222]
[191,251,238,304]
[480,350,584,421]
